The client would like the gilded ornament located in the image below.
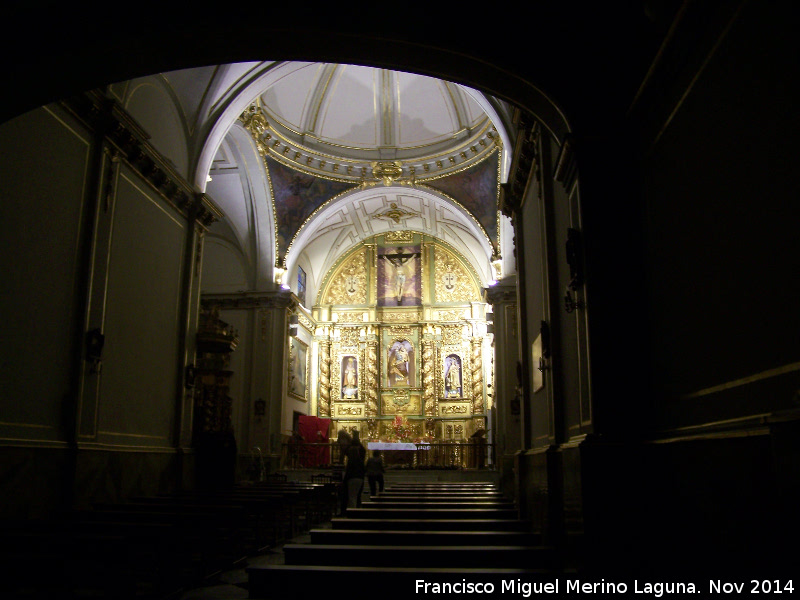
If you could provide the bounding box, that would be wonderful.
[422,341,435,416]
[435,248,478,302]
[471,338,484,413]
[441,325,464,345]
[389,326,413,335]
[366,342,379,416]
[339,327,361,346]
[336,311,364,323]
[372,161,403,186]
[325,250,367,305]
[385,230,414,242]
[437,309,465,321]
[440,403,470,415]
[381,311,422,323]
[318,341,331,417]
[372,202,418,224]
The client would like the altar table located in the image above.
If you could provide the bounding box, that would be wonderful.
[367,442,419,451]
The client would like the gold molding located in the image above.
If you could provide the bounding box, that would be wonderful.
[335,403,365,417]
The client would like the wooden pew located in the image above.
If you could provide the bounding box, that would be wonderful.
[0,518,187,599]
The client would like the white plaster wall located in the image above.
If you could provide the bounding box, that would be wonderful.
[124,78,189,178]
[0,106,90,440]
[202,236,249,293]
[96,165,186,446]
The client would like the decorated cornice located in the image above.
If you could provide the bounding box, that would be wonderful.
[200,290,295,310]
[501,109,539,220]
[239,101,501,186]
[61,91,223,229]
[484,273,518,305]
[554,134,578,194]
[485,285,518,305]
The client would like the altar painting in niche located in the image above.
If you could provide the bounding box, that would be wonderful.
[288,338,308,400]
[387,339,415,387]
[341,356,358,400]
[444,354,462,398]
[378,244,421,307]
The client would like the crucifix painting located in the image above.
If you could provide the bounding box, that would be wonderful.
[378,244,421,306]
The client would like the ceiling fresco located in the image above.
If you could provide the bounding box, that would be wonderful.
[422,151,500,252]
[266,155,357,262]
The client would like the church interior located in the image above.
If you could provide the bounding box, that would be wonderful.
[1,1,798,596]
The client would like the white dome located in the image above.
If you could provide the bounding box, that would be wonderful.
[258,63,491,163]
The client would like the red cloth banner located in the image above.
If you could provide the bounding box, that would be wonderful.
[298,415,331,466]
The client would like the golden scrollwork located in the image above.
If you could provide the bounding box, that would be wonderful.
[372,161,403,186]
[239,105,270,156]
[486,343,495,410]
[389,326,413,335]
[381,311,422,323]
[336,311,364,323]
[471,338,484,413]
[339,327,361,346]
[298,314,313,330]
[437,309,466,322]
[441,325,465,346]
[373,201,419,224]
[422,341,435,417]
[439,403,470,415]
[435,248,478,302]
[325,250,367,305]
[382,390,420,414]
[366,342,379,416]
[385,230,414,242]
[318,341,331,416]
[337,404,363,416]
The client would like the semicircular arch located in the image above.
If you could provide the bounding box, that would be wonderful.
[283,184,495,305]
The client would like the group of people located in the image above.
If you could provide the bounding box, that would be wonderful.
[338,426,385,512]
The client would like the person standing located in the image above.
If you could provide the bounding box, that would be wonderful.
[343,430,366,510]
[336,426,352,464]
[365,449,385,496]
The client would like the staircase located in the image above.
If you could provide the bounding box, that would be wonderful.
[247,474,571,597]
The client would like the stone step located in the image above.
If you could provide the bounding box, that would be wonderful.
[282,543,555,568]
[343,507,519,519]
[359,500,516,510]
[309,528,542,546]
[247,564,563,597]
[329,518,532,531]
[372,491,506,497]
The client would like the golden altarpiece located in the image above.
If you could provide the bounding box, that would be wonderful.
[310,231,492,444]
